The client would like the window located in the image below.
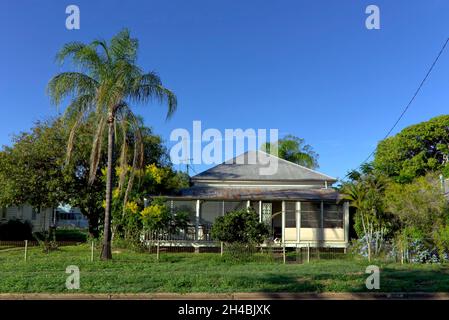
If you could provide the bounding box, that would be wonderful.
[301,202,321,228]
[323,203,343,228]
[224,201,246,214]
[285,202,296,228]
[261,203,272,226]
[171,200,196,223]
[201,201,223,224]
[250,201,260,216]
[1,207,6,219]
[32,207,40,220]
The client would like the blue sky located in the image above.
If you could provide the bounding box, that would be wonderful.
[1,0,449,180]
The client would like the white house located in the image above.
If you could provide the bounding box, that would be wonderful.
[0,204,88,232]
[156,150,349,248]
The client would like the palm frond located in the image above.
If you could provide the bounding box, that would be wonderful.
[109,28,138,63]
[128,71,177,119]
[88,115,106,184]
[55,42,107,76]
[66,112,85,165]
[47,72,98,106]
[117,120,129,192]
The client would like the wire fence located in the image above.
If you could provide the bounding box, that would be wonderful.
[0,239,348,264]
[144,240,347,263]
[0,240,83,249]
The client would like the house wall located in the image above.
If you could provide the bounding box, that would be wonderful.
[0,205,53,232]
[282,200,348,246]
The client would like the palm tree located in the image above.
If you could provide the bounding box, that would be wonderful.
[341,175,386,261]
[48,29,177,260]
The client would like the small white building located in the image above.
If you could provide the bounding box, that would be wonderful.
[0,204,88,232]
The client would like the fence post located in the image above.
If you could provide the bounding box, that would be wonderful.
[24,240,28,262]
[220,242,224,257]
[283,243,286,264]
[400,243,404,264]
[307,242,310,263]
[91,241,94,262]
[156,240,160,261]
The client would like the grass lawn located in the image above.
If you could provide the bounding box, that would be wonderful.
[0,244,448,293]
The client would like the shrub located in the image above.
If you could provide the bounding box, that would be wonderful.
[140,197,171,231]
[211,208,270,244]
[0,219,33,240]
[433,225,449,262]
[54,229,88,242]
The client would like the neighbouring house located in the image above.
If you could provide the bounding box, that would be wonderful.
[152,150,349,248]
[0,204,88,232]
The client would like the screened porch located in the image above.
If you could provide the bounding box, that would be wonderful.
[147,199,349,247]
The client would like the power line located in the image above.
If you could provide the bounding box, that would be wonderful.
[352,37,449,175]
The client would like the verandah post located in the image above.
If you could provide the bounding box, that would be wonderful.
[195,199,200,241]
[283,243,286,264]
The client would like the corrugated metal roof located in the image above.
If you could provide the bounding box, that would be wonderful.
[192,150,336,182]
[167,186,340,201]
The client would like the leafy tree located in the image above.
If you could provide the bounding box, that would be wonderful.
[0,118,105,237]
[261,134,319,169]
[0,119,69,210]
[374,115,449,182]
[211,209,270,244]
[385,174,448,234]
[48,29,177,260]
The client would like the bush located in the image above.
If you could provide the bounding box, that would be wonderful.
[54,229,88,242]
[433,225,449,262]
[211,208,270,244]
[0,219,33,240]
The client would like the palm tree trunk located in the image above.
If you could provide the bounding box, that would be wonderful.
[101,114,115,260]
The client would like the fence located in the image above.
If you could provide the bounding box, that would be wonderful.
[0,238,348,264]
[144,240,347,264]
[0,240,83,249]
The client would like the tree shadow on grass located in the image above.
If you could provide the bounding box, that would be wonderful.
[378,266,449,292]
[230,274,325,293]
[227,265,449,294]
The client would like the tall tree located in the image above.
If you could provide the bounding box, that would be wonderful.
[48,29,177,260]
[374,115,449,182]
[0,119,68,210]
[341,172,392,261]
[261,134,319,169]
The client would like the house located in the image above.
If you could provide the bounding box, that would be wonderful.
[158,150,349,248]
[0,204,88,232]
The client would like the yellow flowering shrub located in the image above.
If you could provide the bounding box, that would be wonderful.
[125,201,139,214]
[140,199,170,230]
[146,163,168,184]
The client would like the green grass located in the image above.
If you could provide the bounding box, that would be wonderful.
[0,244,448,293]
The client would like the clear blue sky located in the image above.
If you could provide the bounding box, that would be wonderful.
[1,0,449,180]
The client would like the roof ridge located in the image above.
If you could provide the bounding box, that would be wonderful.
[255,149,336,181]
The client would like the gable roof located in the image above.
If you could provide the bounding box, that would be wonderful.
[192,150,337,182]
